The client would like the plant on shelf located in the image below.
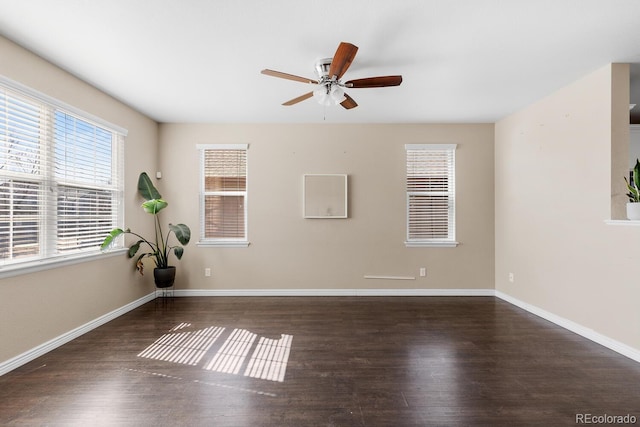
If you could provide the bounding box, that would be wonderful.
[624,159,640,220]
[101,172,191,288]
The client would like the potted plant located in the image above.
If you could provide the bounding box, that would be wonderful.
[101,172,191,288]
[624,159,640,220]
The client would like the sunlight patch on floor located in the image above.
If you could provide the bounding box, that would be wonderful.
[138,324,294,383]
[137,326,225,365]
[244,334,293,382]
[203,328,257,374]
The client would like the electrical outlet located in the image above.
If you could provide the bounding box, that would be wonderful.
[205,268,211,277]
[508,272,514,283]
[419,267,426,277]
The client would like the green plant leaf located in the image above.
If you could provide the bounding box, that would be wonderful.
[173,246,184,260]
[169,223,191,245]
[137,172,162,201]
[633,159,640,193]
[101,228,124,250]
[625,177,640,202]
[142,199,168,214]
[128,240,143,258]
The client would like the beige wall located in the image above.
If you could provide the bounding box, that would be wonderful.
[495,64,640,352]
[0,37,159,363]
[158,123,495,292]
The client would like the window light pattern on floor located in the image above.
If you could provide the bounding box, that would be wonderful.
[203,328,257,375]
[138,324,294,383]
[138,324,225,366]
[244,334,293,382]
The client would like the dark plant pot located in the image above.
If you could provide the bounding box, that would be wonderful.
[154,266,176,288]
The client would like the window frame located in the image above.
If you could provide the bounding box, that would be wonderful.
[404,143,458,248]
[196,144,249,248]
[0,75,127,278]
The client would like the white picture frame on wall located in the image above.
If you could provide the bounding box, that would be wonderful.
[303,174,348,218]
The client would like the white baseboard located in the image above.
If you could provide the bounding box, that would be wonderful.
[0,292,155,376]
[495,291,640,363]
[171,288,496,297]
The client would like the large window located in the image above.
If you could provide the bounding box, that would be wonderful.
[0,78,125,271]
[405,144,458,247]
[197,144,248,247]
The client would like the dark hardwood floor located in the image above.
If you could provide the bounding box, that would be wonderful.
[1,296,639,426]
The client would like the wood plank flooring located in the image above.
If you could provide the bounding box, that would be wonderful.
[1,296,639,426]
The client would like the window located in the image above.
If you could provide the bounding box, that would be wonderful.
[197,144,248,247]
[0,77,125,272]
[405,144,458,247]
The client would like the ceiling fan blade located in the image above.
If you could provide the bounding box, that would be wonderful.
[329,42,358,79]
[344,76,403,88]
[261,69,317,84]
[282,91,314,106]
[340,93,358,110]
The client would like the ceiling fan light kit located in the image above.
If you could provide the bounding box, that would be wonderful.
[261,42,402,110]
[314,83,346,106]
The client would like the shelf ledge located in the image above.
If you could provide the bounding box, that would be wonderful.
[604,219,640,226]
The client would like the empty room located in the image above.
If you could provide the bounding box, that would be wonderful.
[1,1,640,426]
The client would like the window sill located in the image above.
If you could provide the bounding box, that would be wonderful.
[604,219,640,226]
[197,241,250,248]
[405,241,459,248]
[0,248,128,280]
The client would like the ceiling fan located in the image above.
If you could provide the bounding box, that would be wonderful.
[261,42,402,110]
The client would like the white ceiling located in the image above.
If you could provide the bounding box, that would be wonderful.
[1,0,640,124]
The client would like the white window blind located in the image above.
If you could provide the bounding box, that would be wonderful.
[198,144,248,246]
[405,144,457,247]
[0,79,125,269]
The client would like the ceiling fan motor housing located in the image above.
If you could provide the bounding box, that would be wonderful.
[314,58,333,78]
